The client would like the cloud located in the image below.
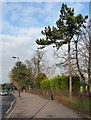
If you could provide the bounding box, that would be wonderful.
[2,20,44,36]
[2,2,88,32]
[68,2,85,15]
[1,2,89,83]
[1,25,60,83]
[2,3,40,27]
[1,26,45,83]
[2,27,44,53]
[2,21,18,35]
[2,2,60,29]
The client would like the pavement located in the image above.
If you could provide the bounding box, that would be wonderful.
[8,91,84,119]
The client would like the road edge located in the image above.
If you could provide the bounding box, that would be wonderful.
[3,92,17,120]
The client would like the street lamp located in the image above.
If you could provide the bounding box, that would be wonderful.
[12,56,20,97]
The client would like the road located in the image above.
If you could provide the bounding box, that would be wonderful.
[1,92,15,119]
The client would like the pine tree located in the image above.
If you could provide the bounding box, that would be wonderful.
[36,3,88,99]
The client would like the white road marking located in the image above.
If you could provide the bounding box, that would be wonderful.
[6,99,15,114]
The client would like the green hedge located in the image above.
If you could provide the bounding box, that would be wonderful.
[40,79,50,90]
[72,76,80,92]
[40,75,80,91]
[60,76,69,90]
[50,75,61,90]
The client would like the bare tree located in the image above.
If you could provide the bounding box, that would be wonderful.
[25,50,52,78]
[54,27,90,92]
[76,27,91,92]
[31,50,46,75]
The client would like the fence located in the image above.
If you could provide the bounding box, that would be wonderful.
[26,89,91,118]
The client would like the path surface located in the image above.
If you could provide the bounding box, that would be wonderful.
[9,91,84,119]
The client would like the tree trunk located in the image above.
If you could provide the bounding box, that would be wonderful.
[37,59,40,74]
[75,41,86,92]
[68,41,72,99]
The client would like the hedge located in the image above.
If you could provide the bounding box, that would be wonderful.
[50,75,61,90]
[60,76,69,90]
[40,79,50,90]
[40,75,80,92]
[72,76,80,92]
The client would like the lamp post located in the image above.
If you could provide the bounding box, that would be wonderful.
[12,56,20,97]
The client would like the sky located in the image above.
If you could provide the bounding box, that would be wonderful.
[0,1,90,83]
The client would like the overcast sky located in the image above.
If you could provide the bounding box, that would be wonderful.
[0,1,89,83]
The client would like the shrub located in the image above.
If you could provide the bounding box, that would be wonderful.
[50,75,61,90]
[40,79,50,90]
[38,74,80,92]
[40,75,69,90]
[72,76,80,92]
[60,75,69,90]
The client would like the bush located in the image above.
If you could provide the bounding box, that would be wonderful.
[40,79,50,90]
[72,76,80,92]
[60,76,69,90]
[50,75,61,90]
[40,75,69,90]
[38,75,80,92]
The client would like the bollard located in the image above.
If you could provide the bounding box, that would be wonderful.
[50,93,53,100]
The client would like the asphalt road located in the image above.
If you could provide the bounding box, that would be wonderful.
[2,92,15,119]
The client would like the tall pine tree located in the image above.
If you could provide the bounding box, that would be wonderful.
[36,3,88,99]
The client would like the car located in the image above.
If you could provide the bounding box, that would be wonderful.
[9,89,13,91]
[0,90,8,96]
[4,89,8,92]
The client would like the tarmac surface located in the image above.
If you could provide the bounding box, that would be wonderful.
[9,91,84,119]
[1,92,15,119]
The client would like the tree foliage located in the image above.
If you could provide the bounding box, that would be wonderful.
[36,3,88,49]
[35,73,48,89]
[2,83,16,90]
[10,61,33,89]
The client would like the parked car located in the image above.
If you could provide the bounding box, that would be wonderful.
[4,89,8,92]
[9,89,13,91]
[0,90,8,95]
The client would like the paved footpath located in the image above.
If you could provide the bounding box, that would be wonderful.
[8,91,84,119]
